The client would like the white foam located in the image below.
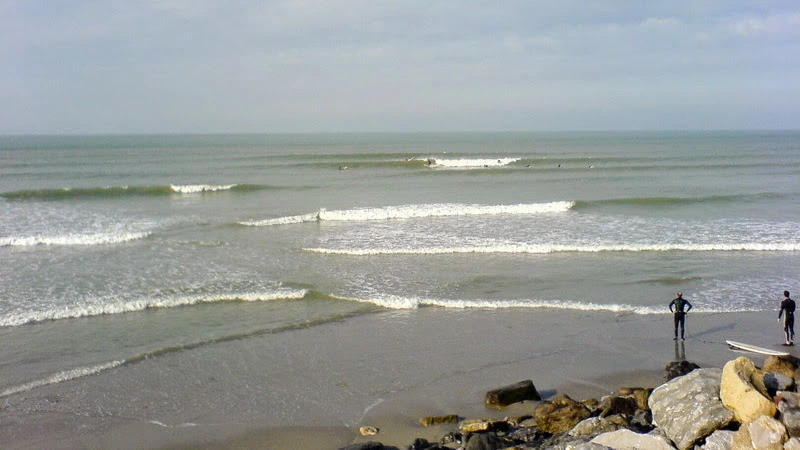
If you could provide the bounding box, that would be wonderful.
[170,184,237,194]
[0,289,309,327]
[239,213,320,226]
[242,202,574,226]
[429,157,521,168]
[304,242,800,255]
[338,295,765,315]
[0,360,123,398]
[0,231,151,247]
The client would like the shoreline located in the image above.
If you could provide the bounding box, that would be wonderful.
[2,308,790,449]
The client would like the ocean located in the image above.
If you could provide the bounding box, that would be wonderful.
[1,131,799,440]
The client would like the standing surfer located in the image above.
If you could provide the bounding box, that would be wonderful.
[779,290,796,346]
[669,291,693,341]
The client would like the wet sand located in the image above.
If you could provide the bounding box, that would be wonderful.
[3,307,786,449]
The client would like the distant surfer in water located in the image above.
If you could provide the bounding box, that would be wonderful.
[779,290,795,346]
[669,291,693,340]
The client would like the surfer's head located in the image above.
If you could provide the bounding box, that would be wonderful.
[676,291,682,297]
[785,290,791,298]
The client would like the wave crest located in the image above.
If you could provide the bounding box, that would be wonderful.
[304,242,800,255]
[0,231,151,247]
[1,184,264,201]
[428,157,521,168]
[240,201,574,226]
[1,289,309,327]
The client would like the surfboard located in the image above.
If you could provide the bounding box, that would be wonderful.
[726,340,791,357]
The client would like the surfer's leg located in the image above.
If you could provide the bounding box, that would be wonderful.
[673,314,679,340]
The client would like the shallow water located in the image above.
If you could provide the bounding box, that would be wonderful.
[0,131,798,428]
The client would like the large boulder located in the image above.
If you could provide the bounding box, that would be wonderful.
[590,428,674,450]
[649,368,733,450]
[699,429,735,450]
[720,357,776,424]
[732,415,787,450]
[534,394,592,434]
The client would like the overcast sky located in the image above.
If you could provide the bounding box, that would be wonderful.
[2,1,799,134]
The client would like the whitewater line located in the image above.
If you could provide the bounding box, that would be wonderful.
[239,201,574,226]
[304,242,800,255]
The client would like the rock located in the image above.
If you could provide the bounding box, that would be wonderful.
[459,418,506,434]
[782,408,800,437]
[699,429,735,450]
[590,428,674,450]
[786,437,800,449]
[568,414,630,437]
[629,409,654,432]
[598,395,639,418]
[464,432,510,450]
[765,372,795,397]
[649,368,733,450]
[338,443,399,450]
[407,438,445,450]
[504,414,533,427]
[720,357,777,424]
[534,393,592,434]
[546,438,610,449]
[631,388,652,411]
[359,426,379,436]
[763,355,800,381]
[617,386,641,396]
[733,415,788,450]
[484,379,541,409]
[438,432,463,446]
[778,391,800,409]
[665,360,701,380]
[418,414,459,427]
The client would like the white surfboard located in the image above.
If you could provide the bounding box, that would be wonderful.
[726,340,791,357]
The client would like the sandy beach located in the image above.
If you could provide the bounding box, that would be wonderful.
[1,305,788,449]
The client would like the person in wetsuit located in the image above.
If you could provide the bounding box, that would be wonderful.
[669,291,693,340]
[779,290,796,346]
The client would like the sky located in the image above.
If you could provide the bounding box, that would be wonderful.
[2,1,799,134]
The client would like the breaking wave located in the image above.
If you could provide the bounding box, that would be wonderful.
[333,294,762,315]
[304,242,800,255]
[1,289,309,327]
[1,184,264,201]
[239,201,574,226]
[0,231,151,247]
[426,157,521,168]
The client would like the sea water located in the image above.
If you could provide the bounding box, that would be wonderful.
[0,131,799,426]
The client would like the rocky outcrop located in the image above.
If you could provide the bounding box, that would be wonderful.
[720,357,776,423]
[342,356,800,450]
[649,368,733,450]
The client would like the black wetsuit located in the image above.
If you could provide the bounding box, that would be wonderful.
[780,297,796,344]
[669,296,693,340]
